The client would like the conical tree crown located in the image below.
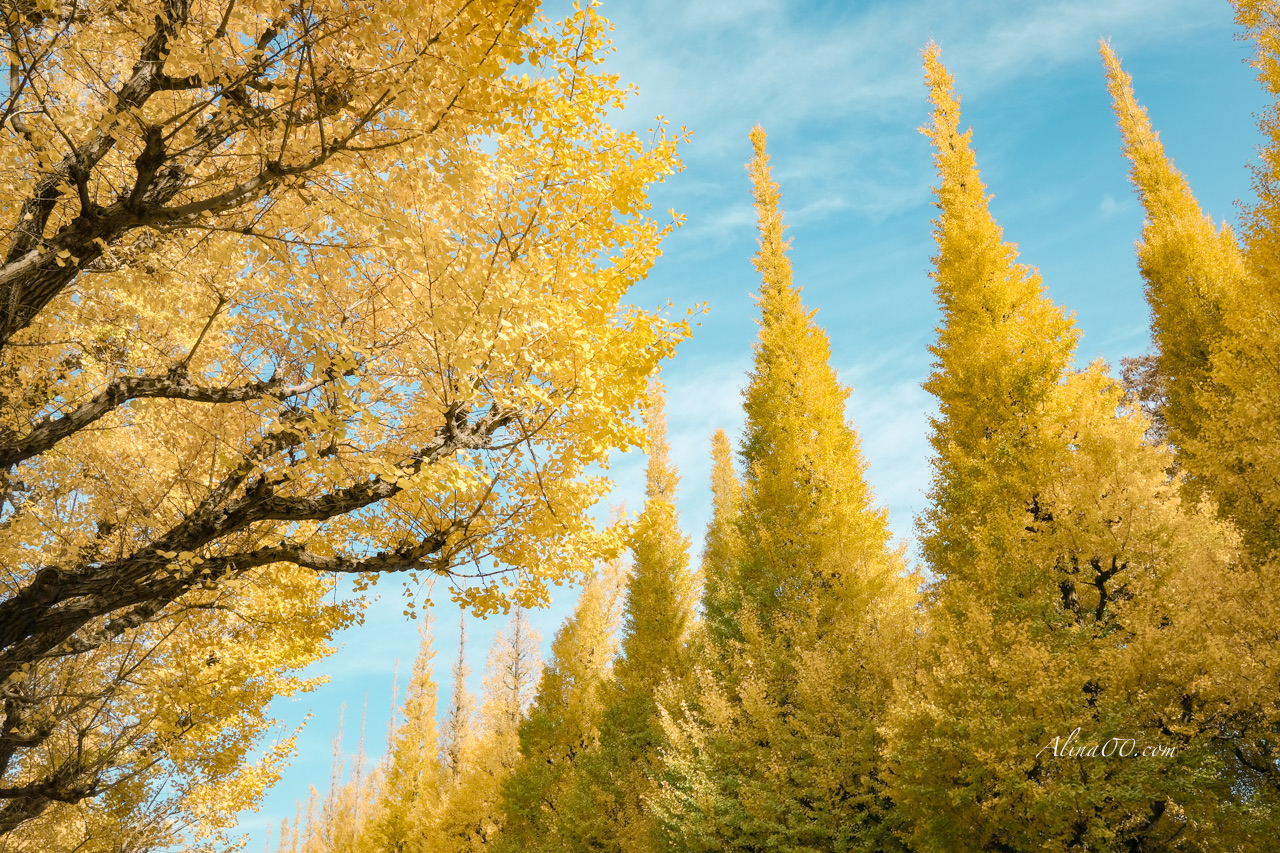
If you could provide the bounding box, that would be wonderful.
[425,612,542,853]
[919,44,1079,584]
[556,389,698,853]
[1102,42,1244,470]
[614,386,695,692]
[480,608,542,756]
[442,617,477,780]
[524,565,623,748]
[1102,38,1280,842]
[652,127,916,853]
[886,45,1260,852]
[1131,3,1280,562]
[369,616,445,851]
[699,428,744,643]
[738,126,897,619]
[496,563,623,853]
[1237,0,1280,283]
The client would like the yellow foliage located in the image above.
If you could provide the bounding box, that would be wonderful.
[1104,30,1280,843]
[1102,41,1247,501]
[887,44,1280,852]
[0,0,688,841]
[429,609,543,853]
[556,384,698,853]
[696,429,743,644]
[655,127,917,853]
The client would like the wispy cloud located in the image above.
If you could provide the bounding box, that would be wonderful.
[609,0,1223,126]
[603,0,1229,223]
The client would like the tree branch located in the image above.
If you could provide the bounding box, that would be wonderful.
[0,369,348,470]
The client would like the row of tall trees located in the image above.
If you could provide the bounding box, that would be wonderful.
[281,385,691,853]
[277,8,1280,853]
[272,605,543,853]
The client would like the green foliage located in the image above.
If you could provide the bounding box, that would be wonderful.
[494,566,624,853]
[272,19,1280,853]
[558,386,698,853]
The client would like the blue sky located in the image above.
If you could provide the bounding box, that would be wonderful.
[237,0,1265,846]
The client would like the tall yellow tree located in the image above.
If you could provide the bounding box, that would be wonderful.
[1105,33,1280,827]
[697,429,744,644]
[1099,43,1244,499]
[495,560,624,853]
[1103,1,1280,565]
[0,0,689,839]
[560,385,697,853]
[427,609,542,853]
[364,615,447,853]
[1229,1,1280,563]
[298,707,375,853]
[443,619,479,783]
[656,128,915,853]
[886,44,1262,852]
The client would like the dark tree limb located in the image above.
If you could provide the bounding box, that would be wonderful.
[0,368,350,470]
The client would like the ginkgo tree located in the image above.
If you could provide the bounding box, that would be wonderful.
[884,43,1273,851]
[656,128,916,853]
[0,0,690,843]
[1104,12,1280,824]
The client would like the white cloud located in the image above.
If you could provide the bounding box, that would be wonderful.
[600,0,1227,222]
[610,0,1220,126]
[682,201,757,242]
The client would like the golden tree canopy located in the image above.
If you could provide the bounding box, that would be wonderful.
[0,0,689,843]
